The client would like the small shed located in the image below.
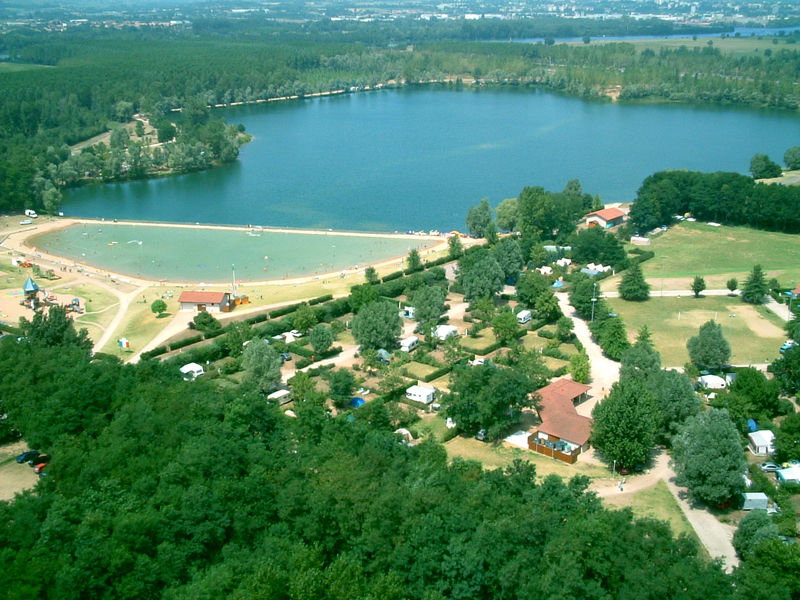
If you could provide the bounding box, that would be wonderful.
[179,362,204,381]
[747,430,775,456]
[178,290,231,313]
[585,207,626,229]
[742,492,769,511]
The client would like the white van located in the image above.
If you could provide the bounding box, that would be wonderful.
[400,335,419,352]
[516,309,532,324]
[24,209,38,218]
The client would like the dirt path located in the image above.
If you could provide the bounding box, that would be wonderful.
[590,451,739,572]
[555,292,619,417]
[92,283,148,355]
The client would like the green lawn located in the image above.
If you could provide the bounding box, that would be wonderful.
[404,361,439,380]
[602,221,800,292]
[521,332,549,351]
[542,356,569,372]
[459,328,498,353]
[623,35,792,57]
[607,295,786,366]
[101,295,180,357]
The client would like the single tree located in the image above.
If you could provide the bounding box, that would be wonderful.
[495,197,519,231]
[742,264,769,304]
[491,237,524,282]
[192,310,221,333]
[351,301,401,350]
[484,220,499,245]
[348,283,379,312]
[309,324,334,355]
[150,299,168,317]
[784,145,800,170]
[534,290,562,323]
[671,408,746,505]
[292,302,317,334]
[364,266,379,285]
[591,376,658,469]
[690,276,706,298]
[592,316,630,361]
[492,306,520,343]
[412,285,446,325]
[620,342,661,383]
[406,248,422,272]
[471,296,496,323]
[729,367,781,418]
[771,345,800,395]
[733,510,780,559]
[447,235,463,259]
[460,255,504,304]
[774,411,800,462]
[465,197,492,238]
[750,153,782,179]
[636,324,654,347]
[618,262,650,301]
[224,320,253,358]
[516,270,552,308]
[528,244,548,268]
[687,320,731,370]
[649,369,702,444]
[241,341,282,394]
[569,350,590,383]
[556,316,574,341]
[726,277,738,295]
[328,369,356,409]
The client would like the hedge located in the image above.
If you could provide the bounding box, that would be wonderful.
[269,303,301,318]
[169,334,203,351]
[204,329,225,339]
[550,365,569,377]
[309,294,333,305]
[140,346,168,360]
[381,270,404,283]
[422,364,452,383]
[246,313,268,325]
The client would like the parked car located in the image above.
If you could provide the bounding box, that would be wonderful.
[28,454,49,466]
[15,450,39,464]
[279,352,292,362]
[760,462,781,473]
[476,429,488,442]
[780,340,797,354]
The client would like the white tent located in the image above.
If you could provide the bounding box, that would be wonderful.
[433,324,459,341]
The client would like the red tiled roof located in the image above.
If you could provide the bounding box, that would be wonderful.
[585,207,626,222]
[178,291,228,304]
[533,379,593,446]
[536,379,591,404]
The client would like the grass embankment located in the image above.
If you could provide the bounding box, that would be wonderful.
[607,295,785,367]
[601,221,800,293]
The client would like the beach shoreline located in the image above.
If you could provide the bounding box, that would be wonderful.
[1,217,450,289]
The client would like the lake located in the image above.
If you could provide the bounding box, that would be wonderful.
[63,87,800,232]
[30,223,435,283]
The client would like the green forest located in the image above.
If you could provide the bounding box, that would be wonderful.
[1,304,792,600]
[2,23,800,213]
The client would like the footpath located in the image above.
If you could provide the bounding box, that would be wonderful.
[558,292,739,572]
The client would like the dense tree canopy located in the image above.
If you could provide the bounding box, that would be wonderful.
[672,408,747,506]
[687,320,731,370]
[351,301,402,350]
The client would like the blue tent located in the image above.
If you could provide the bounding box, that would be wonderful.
[747,419,758,433]
[351,397,365,408]
[552,280,564,288]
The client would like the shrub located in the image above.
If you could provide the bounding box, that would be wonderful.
[169,334,203,350]
[269,304,300,318]
[141,346,167,360]
[309,294,333,305]
[381,270,404,283]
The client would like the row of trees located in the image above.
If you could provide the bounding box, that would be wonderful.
[629,169,800,233]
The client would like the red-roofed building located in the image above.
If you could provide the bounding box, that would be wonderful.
[528,379,593,464]
[585,207,626,229]
[178,290,231,313]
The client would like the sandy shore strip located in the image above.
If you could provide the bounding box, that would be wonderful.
[0,217,450,288]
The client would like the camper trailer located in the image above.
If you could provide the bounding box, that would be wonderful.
[516,309,532,324]
[406,385,436,405]
[399,336,419,352]
[24,209,38,218]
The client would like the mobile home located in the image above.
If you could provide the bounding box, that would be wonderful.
[406,385,436,405]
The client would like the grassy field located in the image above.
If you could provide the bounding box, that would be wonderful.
[602,480,700,543]
[601,221,800,292]
[607,295,786,366]
[619,35,794,56]
[404,361,439,379]
[459,328,498,353]
[101,294,180,357]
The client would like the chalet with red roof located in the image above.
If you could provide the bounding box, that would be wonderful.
[178,290,231,313]
[528,379,593,464]
[585,207,626,229]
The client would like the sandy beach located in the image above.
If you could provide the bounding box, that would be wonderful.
[1,216,449,289]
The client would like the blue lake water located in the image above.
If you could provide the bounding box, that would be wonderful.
[62,87,800,232]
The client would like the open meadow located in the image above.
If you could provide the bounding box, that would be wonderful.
[607,295,786,367]
[601,221,800,292]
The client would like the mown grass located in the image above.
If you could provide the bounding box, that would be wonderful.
[404,361,439,379]
[602,221,800,292]
[607,295,786,366]
[459,328,498,352]
[101,293,181,357]
[623,35,794,56]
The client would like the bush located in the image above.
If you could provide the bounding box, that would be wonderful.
[538,329,555,339]
[296,358,312,369]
